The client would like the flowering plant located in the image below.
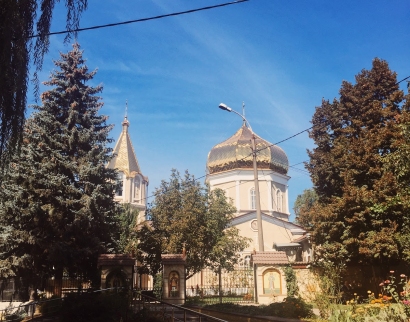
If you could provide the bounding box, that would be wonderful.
[379,271,410,317]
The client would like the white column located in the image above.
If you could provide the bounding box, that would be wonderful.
[267,178,273,212]
[130,177,134,203]
[236,180,240,213]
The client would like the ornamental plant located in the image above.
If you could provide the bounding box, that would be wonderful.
[379,271,410,317]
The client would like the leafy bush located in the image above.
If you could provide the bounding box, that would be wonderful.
[203,297,314,319]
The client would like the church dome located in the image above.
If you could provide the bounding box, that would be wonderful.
[207,124,289,175]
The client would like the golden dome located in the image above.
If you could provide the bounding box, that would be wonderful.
[207,124,288,175]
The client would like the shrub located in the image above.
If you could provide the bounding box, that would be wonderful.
[203,297,314,319]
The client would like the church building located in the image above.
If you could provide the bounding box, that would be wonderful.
[206,122,311,264]
[106,113,312,302]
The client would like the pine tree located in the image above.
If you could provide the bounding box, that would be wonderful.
[304,58,407,265]
[0,43,118,289]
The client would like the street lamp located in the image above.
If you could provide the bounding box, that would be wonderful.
[218,103,264,252]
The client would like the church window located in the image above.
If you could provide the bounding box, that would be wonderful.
[263,269,281,295]
[115,172,123,197]
[244,255,251,267]
[134,176,141,202]
[277,189,282,212]
[250,188,256,210]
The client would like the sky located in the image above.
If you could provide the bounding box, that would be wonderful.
[27,0,410,221]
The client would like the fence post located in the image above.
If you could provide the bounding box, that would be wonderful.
[218,266,222,304]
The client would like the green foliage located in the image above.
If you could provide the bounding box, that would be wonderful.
[283,265,299,298]
[305,58,410,265]
[310,260,346,319]
[328,305,407,322]
[136,169,250,279]
[114,203,139,254]
[0,43,119,288]
[294,188,317,228]
[203,298,314,319]
[0,0,87,172]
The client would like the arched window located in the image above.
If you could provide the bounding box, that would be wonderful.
[276,189,282,212]
[250,188,256,210]
[115,172,123,197]
[244,255,251,267]
[134,176,141,202]
[263,269,281,295]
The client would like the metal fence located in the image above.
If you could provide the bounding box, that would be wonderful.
[186,266,255,304]
[0,288,229,322]
[133,292,228,322]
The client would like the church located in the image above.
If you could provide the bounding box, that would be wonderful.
[107,115,149,225]
[108,113,312,303]
[206,122,311,263]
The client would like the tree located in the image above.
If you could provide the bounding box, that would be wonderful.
[136,169,250,280]
[293,188,317,228]
[115,203,140,255]
[0,0,87,171]
[383,93,410,262]
[304,58,408,266]
[0,43,118,290]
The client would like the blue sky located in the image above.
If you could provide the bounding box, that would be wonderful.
[27,0,410,221]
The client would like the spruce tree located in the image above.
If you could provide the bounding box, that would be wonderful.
[304,58,407,266]
[0,43,118,290]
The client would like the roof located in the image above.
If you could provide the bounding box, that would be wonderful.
[274,243,302,248]
[292,234,310,243]
[229,212,307,233]
[251,251,289,265]
[161,254,186,265]
[98,254,135,266]
[207,124,289,175]
[107,117,143,178]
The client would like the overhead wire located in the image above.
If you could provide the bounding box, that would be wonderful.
[140,74,410,205]
[24,0,249,40]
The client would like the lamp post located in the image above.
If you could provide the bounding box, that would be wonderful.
[218,103,264,252]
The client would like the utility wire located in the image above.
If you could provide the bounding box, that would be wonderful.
[140,74,410,205]
[26,0,249,40]
[253,75,410,155]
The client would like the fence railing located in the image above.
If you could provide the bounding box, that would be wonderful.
[0,287,229,322]
[0,287,123,321]
[185,286,254,305]
[133,292,228,322]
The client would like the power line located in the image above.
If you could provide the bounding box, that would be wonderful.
[141,75,410,204]
[26,0,249,40]
[253,75,410,155]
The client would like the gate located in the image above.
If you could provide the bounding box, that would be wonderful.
[186,266,254,304]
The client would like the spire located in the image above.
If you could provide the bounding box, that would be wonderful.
[107,101,141,177]
[122,100,130,132]
[242,101,246,127]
